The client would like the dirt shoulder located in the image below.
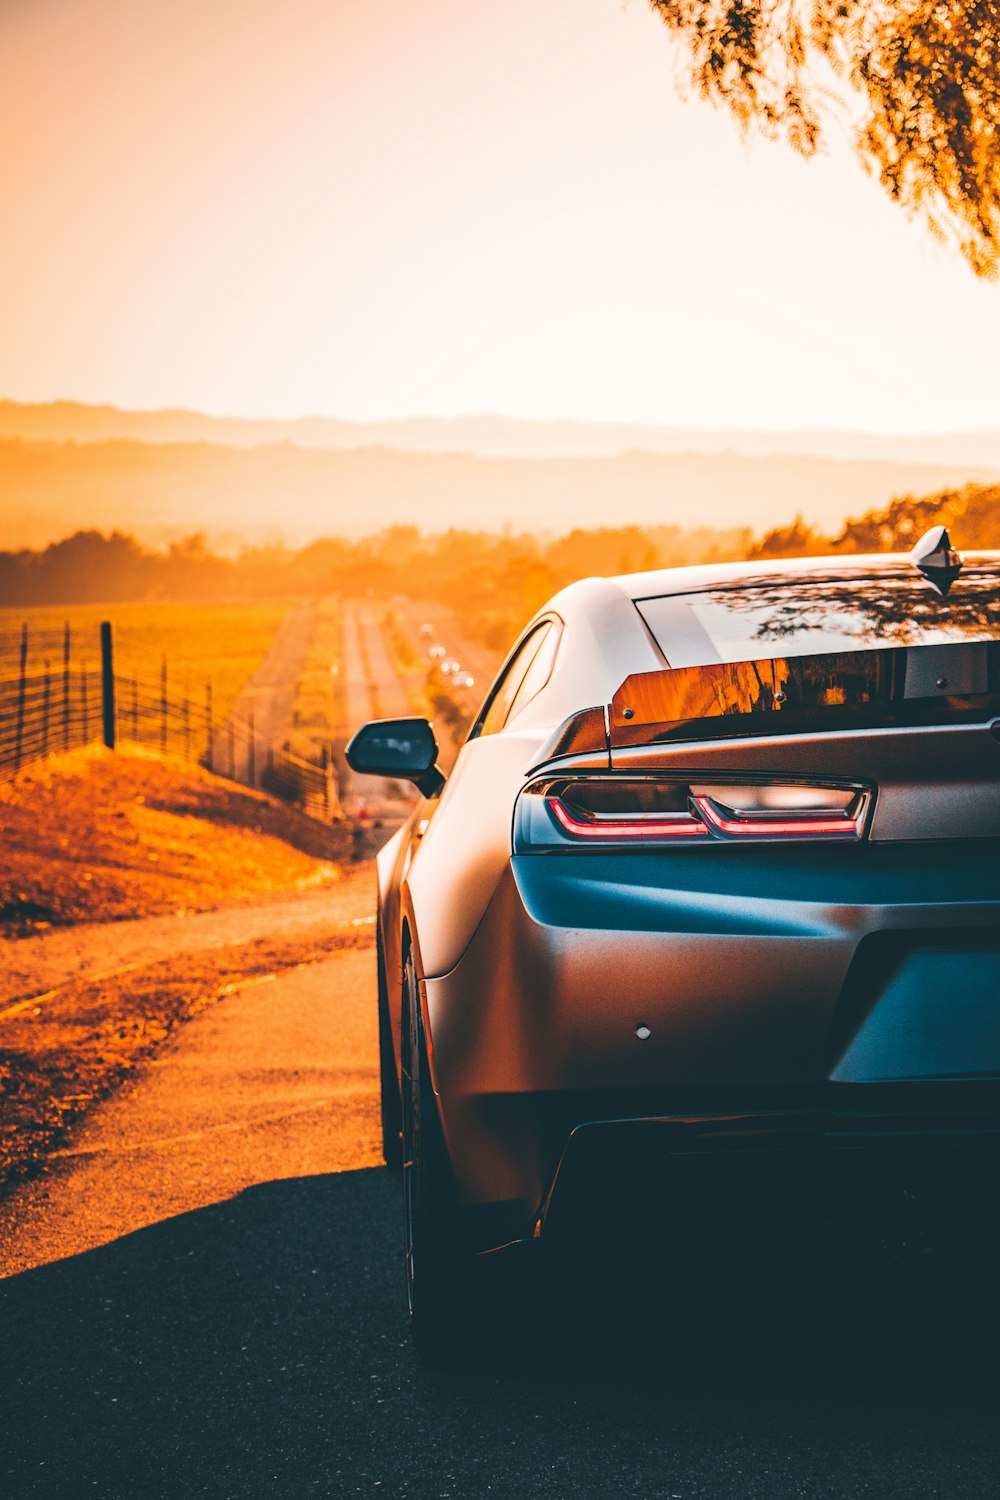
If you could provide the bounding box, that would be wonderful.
[0,947,382,1278]
[0,746,375,1202]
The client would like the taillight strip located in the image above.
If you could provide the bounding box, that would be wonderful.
[539,785,868,845]
[547,795,708,839]
[691,795,863,839]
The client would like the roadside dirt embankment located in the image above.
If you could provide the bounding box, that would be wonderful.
[0,746,371,1203]
[0,743,351,937]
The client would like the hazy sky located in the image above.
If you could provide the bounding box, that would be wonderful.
[2,0,999,431]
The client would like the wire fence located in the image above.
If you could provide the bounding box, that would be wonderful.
[0,619,341,821]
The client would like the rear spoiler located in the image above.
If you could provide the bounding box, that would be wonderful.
[610,640,1000,748]
[532,639,1000,769]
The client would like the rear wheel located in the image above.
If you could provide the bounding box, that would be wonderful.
[401,949,480,1360]
[376,925,402,1171]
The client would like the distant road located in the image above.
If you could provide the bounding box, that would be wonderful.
[340,601,418,825]
[216,600,318,787]
[354,604,412,721]
[391,597,504,769]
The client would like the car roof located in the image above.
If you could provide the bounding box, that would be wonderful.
[608,549,1000,600]
[498,547,1000,735]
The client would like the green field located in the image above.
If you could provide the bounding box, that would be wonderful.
[0,601,291,723]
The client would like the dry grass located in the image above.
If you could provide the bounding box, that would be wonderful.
[0,599,291,722]
[0,743,352,936]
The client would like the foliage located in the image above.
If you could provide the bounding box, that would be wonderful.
[648,1,1000,275]
[0,522,749,648]
[286,599,346,764]
[747,480,1000,557]
[834,481,1000,549]
[3,490,996,660]
[748,514,830,558]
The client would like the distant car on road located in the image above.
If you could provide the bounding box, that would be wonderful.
[428,644,446,659]
[348,529,1000,1357]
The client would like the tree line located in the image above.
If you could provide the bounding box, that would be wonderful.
[2,481,996,648]
[0,523,747,649]
[750,481,1000,559]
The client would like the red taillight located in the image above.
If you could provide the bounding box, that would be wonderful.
[547,794,708,839]
[520,776,872,848]
[691,794,865,841]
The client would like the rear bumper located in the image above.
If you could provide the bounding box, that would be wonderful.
[421,844,1000,1243]
[449,1086,1000,1252]
[538,1100,1000,1245]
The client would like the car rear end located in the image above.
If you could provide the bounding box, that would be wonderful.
[422,552,1000,1255]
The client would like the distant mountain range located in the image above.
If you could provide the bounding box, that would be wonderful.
[2,399,998,551]
[3,398,1000,467]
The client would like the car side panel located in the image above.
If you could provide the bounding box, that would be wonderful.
[401,727,549,980]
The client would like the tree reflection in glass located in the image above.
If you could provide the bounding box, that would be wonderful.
[688,575,1000,661]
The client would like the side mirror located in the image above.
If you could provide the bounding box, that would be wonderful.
[345,717,445,797]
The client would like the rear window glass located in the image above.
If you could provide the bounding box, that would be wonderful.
[638,573,1000,668]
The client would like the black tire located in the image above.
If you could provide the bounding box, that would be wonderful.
[377,925,403,1171]
[400,949,480,1360]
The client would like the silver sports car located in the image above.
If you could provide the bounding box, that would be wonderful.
[347,528,1000,1356]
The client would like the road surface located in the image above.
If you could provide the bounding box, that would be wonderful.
[340,602,418,825]
[0,876,372,1016]
[3,877,1000,1498]
[215,601,319,788]
[394,595,502,732]
[0,945,379,1275]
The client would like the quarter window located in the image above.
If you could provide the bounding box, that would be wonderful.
[474,622,556,738]
[506,623,560,724]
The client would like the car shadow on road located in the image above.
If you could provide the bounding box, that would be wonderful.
[3,1167,1000,1500]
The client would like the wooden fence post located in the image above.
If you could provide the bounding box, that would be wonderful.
[205,681,214,772]
[100,621,117,750]
[160,655,168,753]
[248,705,256,787]
[62,621,71,750]
[14,622,27,769]
[42,662,51,753]
[80,666,88,740]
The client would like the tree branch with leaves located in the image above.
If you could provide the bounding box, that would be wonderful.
[649,0,1000,275]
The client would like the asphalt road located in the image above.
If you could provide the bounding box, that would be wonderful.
[4,1171,1000,1500]
[218,601,319,787]
[0,876,374,1013]
[340,602,418,823]
[394,595,500,731]
[4,884,1000,1498]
